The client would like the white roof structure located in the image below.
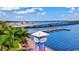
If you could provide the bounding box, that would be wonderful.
[32,31,49,37]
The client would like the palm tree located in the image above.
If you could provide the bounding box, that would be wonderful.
[0,21,30,51]
[4,26,19,50]
[15,28,29,43]
[4,26,29,51]
[0,21,9,50]
[0,24,18,50]
[14,27,30,50]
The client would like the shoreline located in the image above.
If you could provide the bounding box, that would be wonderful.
[10,21,79,28]
[24,21,79,28]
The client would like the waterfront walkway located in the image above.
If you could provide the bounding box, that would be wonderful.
[23,38,53,51]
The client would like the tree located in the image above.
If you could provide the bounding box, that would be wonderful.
[0,21,30,51]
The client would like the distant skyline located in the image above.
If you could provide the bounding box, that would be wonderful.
[0,7,79,21]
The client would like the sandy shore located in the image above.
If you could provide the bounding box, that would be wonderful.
[27,38,53,51]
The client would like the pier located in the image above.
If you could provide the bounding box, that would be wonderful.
[42,28,70,33]
[30,28,70,34]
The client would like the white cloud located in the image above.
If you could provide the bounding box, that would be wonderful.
[77,8,79,10]
[14,11,26,14]
[60,14,65,17]
[42,12,46,15]
[61,12,79,20]
[66,7,77,14]
[14,7,44,14]
[25,8,35,13]
[68,10,74,13]
[73,13,78,15]
[66,7,79,19]
[0,11,6,16]
[0,7,20,10]
[38,12,46,15]
[14,8,35,14]
[38,8,43,11]
[66,7,76,10]
[67,14,79,19]
[70,7,76,10]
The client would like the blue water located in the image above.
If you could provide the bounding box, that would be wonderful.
[28,21,79,51]
[46,25,79,51]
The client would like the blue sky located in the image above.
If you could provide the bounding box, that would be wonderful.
[0,7,79,21]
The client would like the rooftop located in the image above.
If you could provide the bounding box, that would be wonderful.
[31,31,49,37]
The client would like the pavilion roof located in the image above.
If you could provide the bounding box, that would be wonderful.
[32,31,49,37]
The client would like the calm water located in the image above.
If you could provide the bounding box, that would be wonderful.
[28,21,79,51]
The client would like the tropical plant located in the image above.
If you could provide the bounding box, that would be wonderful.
[0,21,30,51]
[15,27,29,44]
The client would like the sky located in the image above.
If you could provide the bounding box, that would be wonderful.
[0,7,79,21]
